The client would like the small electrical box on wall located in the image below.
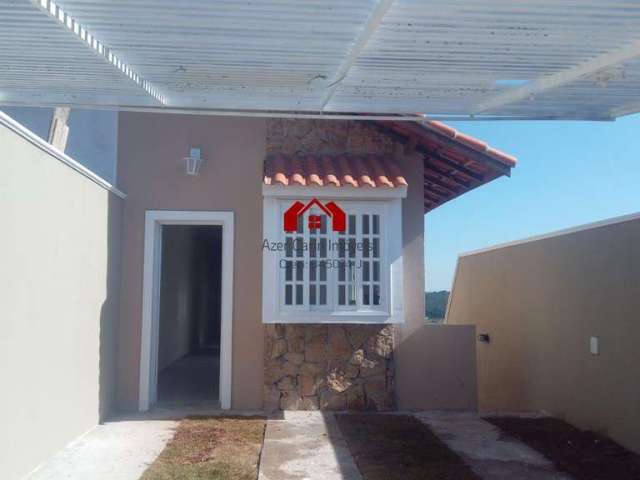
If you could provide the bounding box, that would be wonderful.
[590,336,599,355]
[477,333,491,343]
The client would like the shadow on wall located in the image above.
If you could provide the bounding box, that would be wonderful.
[98,195,124,420]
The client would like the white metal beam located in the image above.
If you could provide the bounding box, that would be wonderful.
[0,99,614,121]
[320,0,395,111]
[472,40,640,115]
[30,0,166,105]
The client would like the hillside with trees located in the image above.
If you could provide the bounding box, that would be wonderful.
[425,290,450,321]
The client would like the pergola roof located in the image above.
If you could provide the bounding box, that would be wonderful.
[3,1,640,120]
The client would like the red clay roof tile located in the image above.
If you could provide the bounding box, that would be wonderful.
[423,120,517,167]
[264,154,408,188]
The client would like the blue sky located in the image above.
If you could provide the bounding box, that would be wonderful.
[426,114,640,291]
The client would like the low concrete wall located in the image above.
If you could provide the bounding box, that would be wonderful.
[447,214,640,452]
[395,324,477,410]
[0,114,122,479]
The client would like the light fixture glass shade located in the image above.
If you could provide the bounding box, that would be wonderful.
[184,147,203,176]
[184,155,203,176]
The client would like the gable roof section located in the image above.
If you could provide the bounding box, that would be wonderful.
[264,120,516,213]
[374,121,516,212]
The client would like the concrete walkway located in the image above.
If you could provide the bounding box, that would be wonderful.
[25,406,249,480]
[415,412,570,480]
[26,418,177,480]
[259,411,362,480]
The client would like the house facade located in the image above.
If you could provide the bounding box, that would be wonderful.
[114,113,515,412]
[0,109,513,478]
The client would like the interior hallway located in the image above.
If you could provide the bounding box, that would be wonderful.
[156,225,222,407]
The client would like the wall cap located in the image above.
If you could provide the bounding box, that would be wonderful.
[459,211,640,258]
[0,110,126,198]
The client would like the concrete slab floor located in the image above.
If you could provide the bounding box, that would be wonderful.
[259,411,362,480]
[415,411,571,480]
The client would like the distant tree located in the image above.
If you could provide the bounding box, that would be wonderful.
[425,290,450,321]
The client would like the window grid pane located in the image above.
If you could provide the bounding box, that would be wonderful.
[283,225,305,306]
[283,235,295,306]
[309,212,329,308]
[361,213,381,308]
[337,214,357,306]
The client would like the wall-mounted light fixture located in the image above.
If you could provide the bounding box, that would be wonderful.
[184,147,203,176]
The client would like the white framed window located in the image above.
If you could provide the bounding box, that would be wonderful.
[262,188,405,324]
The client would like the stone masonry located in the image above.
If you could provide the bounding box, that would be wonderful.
[266,118,401,156]
[264,324,395,411]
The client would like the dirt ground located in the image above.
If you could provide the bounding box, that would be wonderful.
[336,414,480,480]
[486,416,640,480]
[141,416,266,480]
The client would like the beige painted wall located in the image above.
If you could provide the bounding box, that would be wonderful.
[0,122,121,479]
[447,215,640,452]
[116,112,265,410]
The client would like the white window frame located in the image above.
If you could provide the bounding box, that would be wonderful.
[262,185,406,324]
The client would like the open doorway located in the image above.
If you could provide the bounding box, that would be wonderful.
[156,225,222,405]
[140,210,233,411]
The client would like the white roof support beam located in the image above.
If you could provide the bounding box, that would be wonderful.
[472,41,640,115]
[48,106,70,151]
[320,0,395,111]
[31,0,166,105]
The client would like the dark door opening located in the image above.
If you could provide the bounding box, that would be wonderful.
[157,225,222,405]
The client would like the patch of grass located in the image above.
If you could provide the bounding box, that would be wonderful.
[486,416,640,480]
[336,414,480,480]
[141,416,266,480]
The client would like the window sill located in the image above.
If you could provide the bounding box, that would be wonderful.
[263,311,405,324]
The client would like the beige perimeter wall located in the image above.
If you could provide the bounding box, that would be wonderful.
[447,215,640,452]
[0,120,122,479]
